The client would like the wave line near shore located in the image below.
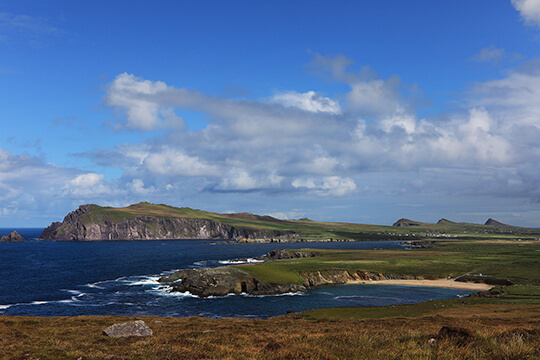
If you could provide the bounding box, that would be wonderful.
[349,279,492,291]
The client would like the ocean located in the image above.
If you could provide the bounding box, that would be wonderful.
[0,228,472,318]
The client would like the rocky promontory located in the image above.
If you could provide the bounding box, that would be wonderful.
[41,204,284,241]
[0,231,25,242]
[159,267,308,297]
[159,249,406,297]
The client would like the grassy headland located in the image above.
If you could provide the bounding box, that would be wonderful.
[66,202,540,241]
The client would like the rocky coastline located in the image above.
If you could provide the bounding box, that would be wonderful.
[41,205,282,241]
[158,249,407,297]
[40,205,363,243]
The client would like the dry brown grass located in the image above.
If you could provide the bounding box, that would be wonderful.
[1,307,539,360]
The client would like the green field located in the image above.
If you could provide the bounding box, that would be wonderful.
[239,238,540,326]
[238,240,540,285]
[76,202,540,241]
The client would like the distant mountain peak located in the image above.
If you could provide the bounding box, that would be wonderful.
[484,218,510,227]
[392,218,421,227]
[437,218,456,224]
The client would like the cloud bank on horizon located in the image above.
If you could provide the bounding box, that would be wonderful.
[1,1,540,227]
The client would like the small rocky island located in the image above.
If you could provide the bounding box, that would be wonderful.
[0,231,25,242]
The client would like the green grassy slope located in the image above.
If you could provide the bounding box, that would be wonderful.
[238,240,540,285]
[75,202,540,240]
[234,239,540,321]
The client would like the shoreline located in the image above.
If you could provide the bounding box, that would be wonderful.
[348,279,493,291]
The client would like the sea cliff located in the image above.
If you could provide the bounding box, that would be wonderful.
[41,204,279,241]
[41,202,539,241]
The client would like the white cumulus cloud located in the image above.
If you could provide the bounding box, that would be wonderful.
[92,55,540,205]
[512,0,540,26]
[216,169,283,191]
[104,73,183,131]
[143,148,219,177]
[270,90,341,114]
[292,176,357,197]
[62,173,114,197]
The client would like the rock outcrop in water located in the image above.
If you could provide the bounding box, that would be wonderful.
[41,204,280,241]
[0,231,25,242]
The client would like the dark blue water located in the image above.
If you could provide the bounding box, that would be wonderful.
[0,228,472,318]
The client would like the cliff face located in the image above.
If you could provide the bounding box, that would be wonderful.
[300,269,406,287]
[40,205,277,241]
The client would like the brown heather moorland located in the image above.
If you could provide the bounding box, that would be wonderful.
[1,303,539,360]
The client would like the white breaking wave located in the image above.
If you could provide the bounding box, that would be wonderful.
[333,295,404,301]
[150,287,199,298]
[127,276,161,286]
[0,298,83,310]
[63,289,83,296]
[58,299,75,304]
[218,258,264,265]
[30,301,49,305]
[85,282,105,289]
[239,291,305,298]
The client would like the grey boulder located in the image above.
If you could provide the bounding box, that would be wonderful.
[103,320,153,338]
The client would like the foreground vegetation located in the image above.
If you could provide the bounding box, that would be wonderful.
[72,202,540,241]
[1,306,539,359]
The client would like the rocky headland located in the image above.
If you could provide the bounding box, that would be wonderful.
[158,249,407,297]
[40,202,540,241]
[0,231,25,242]
[159,266,308,297]
[41,204,283,241]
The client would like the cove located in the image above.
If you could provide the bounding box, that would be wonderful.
[0,231,472,318]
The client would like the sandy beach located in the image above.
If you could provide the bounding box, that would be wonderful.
[349,279,492,291]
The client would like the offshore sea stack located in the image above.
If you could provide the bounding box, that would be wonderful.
[0,231,26,242]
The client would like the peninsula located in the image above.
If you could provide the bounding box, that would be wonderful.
[40,202,540,241]
[158,247,498,297]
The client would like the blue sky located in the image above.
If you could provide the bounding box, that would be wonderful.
[2,0,540,227]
